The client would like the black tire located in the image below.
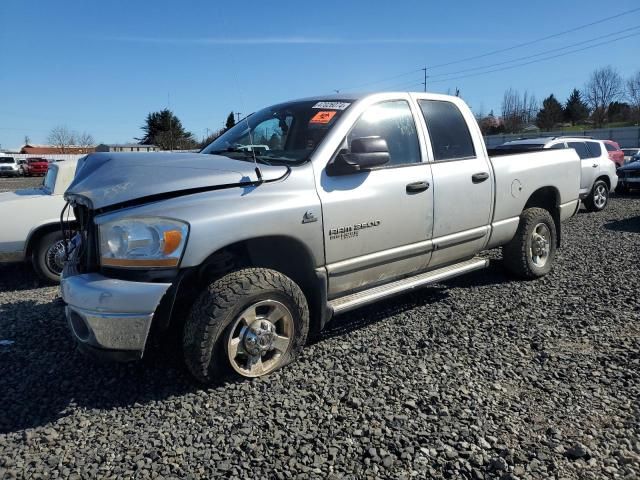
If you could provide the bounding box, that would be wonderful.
[583,179,609,212]
[183,268,309,384]
[32,231,65,284]
[503,207,557,280]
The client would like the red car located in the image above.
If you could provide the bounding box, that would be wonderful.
[603,140,624,167]
[24,157,49,176]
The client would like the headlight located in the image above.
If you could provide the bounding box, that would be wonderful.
[98,217,189,268]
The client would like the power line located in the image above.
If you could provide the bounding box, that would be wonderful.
[428,6,640,70]
[429,30,640,85]
[429,25,640,80]
[338,69,422,92]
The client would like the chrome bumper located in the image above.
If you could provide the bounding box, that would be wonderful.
[61,272,171,357]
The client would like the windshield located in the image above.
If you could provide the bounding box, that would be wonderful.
[201,100,352,164]
[42,167,57,193]
[0,158,15,164]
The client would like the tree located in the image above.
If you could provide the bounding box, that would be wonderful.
[501,88,538,133]
[563,89,589,125]
[583,66,623,128]
[607,101,631,123]
[536,94,563,131]
[626,71,640,123]
[76,132,95,149]
[225,112,236,130]
[47,126,76,153]
[137,109,196,150]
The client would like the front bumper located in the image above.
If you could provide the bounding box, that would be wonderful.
[61,272,172,360]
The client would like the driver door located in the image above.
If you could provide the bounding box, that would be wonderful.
[316,99,434,297]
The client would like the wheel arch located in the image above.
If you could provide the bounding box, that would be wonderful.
[25,221,74,259]
[595,175,610,190]
[523,186,561,247]
[164,235,328,339]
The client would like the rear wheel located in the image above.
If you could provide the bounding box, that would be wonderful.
[32,231,66,284]
[503,207,557,279]
[584,180,609,212]
[182,268,309,384]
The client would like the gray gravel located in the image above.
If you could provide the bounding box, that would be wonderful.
[0,176,43,193]
[1,193,639,479]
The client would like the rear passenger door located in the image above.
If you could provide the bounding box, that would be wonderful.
[567,141,596,194]
[416,98,493,268]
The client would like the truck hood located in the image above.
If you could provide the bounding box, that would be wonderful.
[65,152,289,209]
[619,159,640,171]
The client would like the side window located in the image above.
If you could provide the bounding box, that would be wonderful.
[604,143,615,152]
[550,143,566,149]
[348,100,420,167]
[567,142,590,159]
[586,142,602,158]
[418,99,476,161]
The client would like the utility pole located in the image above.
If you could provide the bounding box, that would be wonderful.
[422,67,428,92]
[235,111,242,123]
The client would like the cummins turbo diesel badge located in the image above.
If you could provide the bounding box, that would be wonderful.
[329,220,380,240]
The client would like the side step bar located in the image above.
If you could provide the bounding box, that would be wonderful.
[329,257,489,315]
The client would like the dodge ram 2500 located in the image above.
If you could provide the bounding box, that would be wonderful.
[61,92,581,383]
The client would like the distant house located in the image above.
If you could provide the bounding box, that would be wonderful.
[95,144,159,153]
[20,144,96,154]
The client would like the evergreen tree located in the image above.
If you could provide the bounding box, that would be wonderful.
[225,112,236,130]
[563,89,589,125]
[137,109,195,150]
[536,94,563,131]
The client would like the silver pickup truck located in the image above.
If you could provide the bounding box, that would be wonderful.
[61,93,580,383]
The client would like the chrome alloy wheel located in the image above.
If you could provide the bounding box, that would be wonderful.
[226,300,294,377]
[45,239,67,276]
[530,222,551,268]
[593,184,608,209]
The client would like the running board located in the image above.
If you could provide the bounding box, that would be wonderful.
[329,257,489,315]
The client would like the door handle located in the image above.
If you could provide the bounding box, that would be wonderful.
[592,163,598,168]
[406,181,430,193]
[472,172,490,183]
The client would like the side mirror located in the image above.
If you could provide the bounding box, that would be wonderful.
[327,136,390,176]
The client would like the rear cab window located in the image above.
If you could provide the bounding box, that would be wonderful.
[418,100,476,161]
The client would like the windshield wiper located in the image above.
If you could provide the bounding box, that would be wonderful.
[208,149,273,165]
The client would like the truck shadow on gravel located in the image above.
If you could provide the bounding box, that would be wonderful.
[604,215,640,234]
[0,297,197,434]
[0,263,50,292]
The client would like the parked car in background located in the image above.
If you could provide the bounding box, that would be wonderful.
[24,157,49,176]
[622,148,640,165]
[494,137,617,212]
[17,159,28,176]
[61,92,580,381]
[603,140,624,167]
[0,156,21,177]
[616,156,640,194]
[0,159,81,282]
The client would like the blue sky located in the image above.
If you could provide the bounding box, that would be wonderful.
[0,0,638,149]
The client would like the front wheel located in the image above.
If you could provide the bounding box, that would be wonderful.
[503,207,557,279]
[182,268,310,383]
[32,231,66,283]
[584,180,609,212]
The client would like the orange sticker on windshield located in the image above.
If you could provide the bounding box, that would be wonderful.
[310,110,337,124]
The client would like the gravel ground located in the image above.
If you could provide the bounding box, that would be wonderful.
[0,176,43,192]
[0,191,639,479]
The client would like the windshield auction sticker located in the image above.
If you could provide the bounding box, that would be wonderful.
[309,111,337,124]
[312,101,351,110]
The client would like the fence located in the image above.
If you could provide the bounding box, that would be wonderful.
[484,126,640,148]
[2,153,86,162]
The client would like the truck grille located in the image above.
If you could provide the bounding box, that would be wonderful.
[70,204,99,272]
